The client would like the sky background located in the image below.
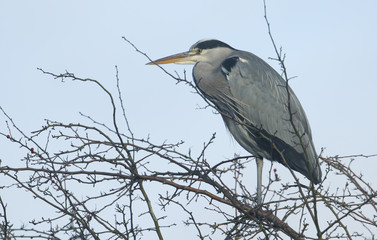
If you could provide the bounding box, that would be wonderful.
[1,0,377,239]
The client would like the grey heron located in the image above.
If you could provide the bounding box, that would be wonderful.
[147,39,322,204]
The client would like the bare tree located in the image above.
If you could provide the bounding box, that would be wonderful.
[1,3,377,240]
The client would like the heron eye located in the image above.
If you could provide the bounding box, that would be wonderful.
[197,49,202,54]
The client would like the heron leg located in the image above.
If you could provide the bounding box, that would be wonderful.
[256,157,264,205]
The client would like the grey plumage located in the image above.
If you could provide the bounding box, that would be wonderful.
[148,39,322,203]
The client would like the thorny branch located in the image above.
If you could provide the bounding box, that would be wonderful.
[262,0,322,238]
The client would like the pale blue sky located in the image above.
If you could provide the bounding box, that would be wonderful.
[1,1,377,238]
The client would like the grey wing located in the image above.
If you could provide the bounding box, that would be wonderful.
[220,53,321,183]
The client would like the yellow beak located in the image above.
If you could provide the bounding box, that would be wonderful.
[146,51,195,65]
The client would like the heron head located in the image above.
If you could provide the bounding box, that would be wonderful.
[147,39,234,65]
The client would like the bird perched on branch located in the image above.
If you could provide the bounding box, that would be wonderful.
[148,39,322,204]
